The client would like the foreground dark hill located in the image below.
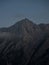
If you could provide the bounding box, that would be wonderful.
[0,18,49,65]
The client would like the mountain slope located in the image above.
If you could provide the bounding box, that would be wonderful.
[0,18,49,65]
[39,23,49,35]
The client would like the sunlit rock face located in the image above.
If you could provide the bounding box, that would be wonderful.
[0,19,49,65]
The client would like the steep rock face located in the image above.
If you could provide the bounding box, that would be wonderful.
[0,19,49,65]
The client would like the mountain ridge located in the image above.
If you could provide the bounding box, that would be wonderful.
[0,18,49,33]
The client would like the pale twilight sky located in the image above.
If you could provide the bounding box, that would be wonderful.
[0,0,49,27]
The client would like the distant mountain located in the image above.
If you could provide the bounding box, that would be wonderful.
[0,18,49,65]
[0,18,40,33]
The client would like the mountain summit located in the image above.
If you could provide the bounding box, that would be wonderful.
[0,18,40,32]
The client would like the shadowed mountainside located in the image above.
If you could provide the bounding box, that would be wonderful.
[0,18,49,65]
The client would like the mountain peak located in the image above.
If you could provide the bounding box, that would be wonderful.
[0,18,39,33]
[23,18,30,21]
[19,18,31,22]
[19,18,34,25]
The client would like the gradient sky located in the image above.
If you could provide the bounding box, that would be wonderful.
[0,0,49,27]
